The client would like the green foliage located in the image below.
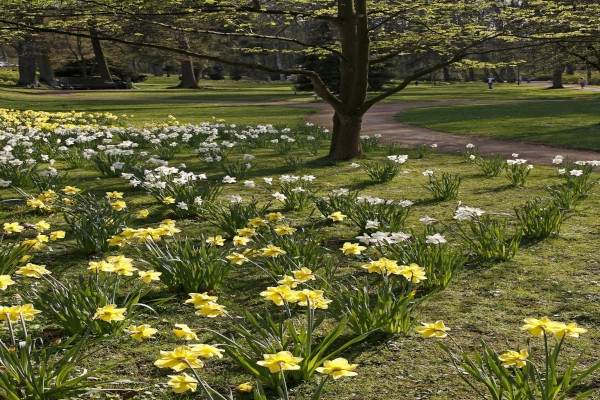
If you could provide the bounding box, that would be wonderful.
[515,198,566,240]
[141,237,233,293]
[454,215,521,261]
[475,154,504,177]
[61,193,133,254]
[425,172,462,201]
[504,160,533,187]
[206,198,270,238]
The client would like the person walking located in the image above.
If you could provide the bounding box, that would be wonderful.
[487,76,495,89]
[579,77,587,89]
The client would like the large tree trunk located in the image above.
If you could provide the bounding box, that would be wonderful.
[550,66,564,89]
[174,33,199,89]
[89,27,112,81]
[37,50,54,85]
[468,68,476,82]
[442,67,450,82]
[177,59,199,88]
[328,111,363,160]
[16,41,38,87]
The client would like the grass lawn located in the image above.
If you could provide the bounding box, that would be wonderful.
[397,99,600,151]
[0,103,598,399]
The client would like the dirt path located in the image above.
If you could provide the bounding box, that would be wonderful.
[303,100,600,165]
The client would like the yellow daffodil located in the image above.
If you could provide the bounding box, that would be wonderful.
[155,346,204,371]
[0,304,41,322]
[292,267,315,283]
[232,235,251,246]
[206,235,225,246]
[248,217,267,227]
[49,230,65,240]
[93,304,126,323]
[297,289,332,309]
[3,222,24,234]
[416,321,450,338]
[341,242,366,255]
[167,373,198,393]
[173,324,198,341]
[0,275,15,290]
[361,258,401,274]
[498,349,528,368]
[521,317,565,337]
[185,293,218,307]
[108,235,128,247]
[260,285,300,305]
[236,227,257,237]
[195,302,227,318]
[128,324,158,341]
[274,225,297,235]
[552,322,587,339]
[106,191,124,199]
[398,263,427,283]
[316,358,358,379]
[226,252,249,265]
[136,209,150,218]
[234,382,254,392]
[35,220,50,232]
[278,275,299,288]
[260,245,286,258]
[138,270,162,283]
[88,260,115,273]
[257,351,303,373]
[328,211,346,222]
[162,196,176,204]
[110,200,127,211]
[16,263,51,278]
[61,186,81,195]
[265,212,283,221]
[189,344,224,359]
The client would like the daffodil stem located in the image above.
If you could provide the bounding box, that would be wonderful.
[19,313,27,337]
[6,314,16,346]
[543,331,549,398]
[280,367,290,400]
[311,375,330,400]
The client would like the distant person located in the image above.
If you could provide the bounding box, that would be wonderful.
[487,76,495,89]
[579,77,587,89]
[415,80,419,86]
[517,75,522,85]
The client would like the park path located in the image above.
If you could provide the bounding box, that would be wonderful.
[300,99,600,165]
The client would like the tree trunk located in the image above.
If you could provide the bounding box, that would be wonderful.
[16,41,38,87]
[550,66,564,89]
[37,50,54,85]
[468,68,475,82]
[177,59,199,88]
[328,111,363,160]
[442,67,450,82]
[89,27,112,81]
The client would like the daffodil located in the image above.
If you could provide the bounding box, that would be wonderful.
[416,321,450,338]
[521,317,564,337]
[0,275,15,290]
[3,222,24,234]
[274,225,297,235]
[234,382,254,392]
[265,212,283,221]
[35,220,50,232]
[93,304,126,323]
[552,322,587,339]
[185,293,218,307]
[167,373,198,393]
[292,267,315,282]
[361,258,400,274]
[297,289,332,309]
[260,285,300,305]
[226,252,249,265]
[316,358,358,379]
[398,263,427,283]
[248,217,267,227]
[173,324,198,341]
[162,196,176,204]
[189,344,224,359]
[61,186,81,195]
[128,324,158,341]
[138,270,162,283]
[49,230,65,240]
[328,211,346,222]
[195,302,227,317]
[106,191,124,199]
[0,304,41,322]
[236,227,256,237]
[16,263,51,278]
[260,245,286,258]
[206,235,225,246]
[136,209,150,218]
[233,235,251,246]
[257,351,303,373]
[341,242,366,255]
[110,200,127,211]
[155,346,204,371]
[498,349,528,368]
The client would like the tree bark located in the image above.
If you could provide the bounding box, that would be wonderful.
[328,111,363,160]
[468,68,475,82]
[442,67,450,82]
[37,50,54,85]
[174,32,199,88]
[550,66,564,88]
[89,27,112,81]
[16,41,38,87]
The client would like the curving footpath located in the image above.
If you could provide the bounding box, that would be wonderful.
[302,100,600,166]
